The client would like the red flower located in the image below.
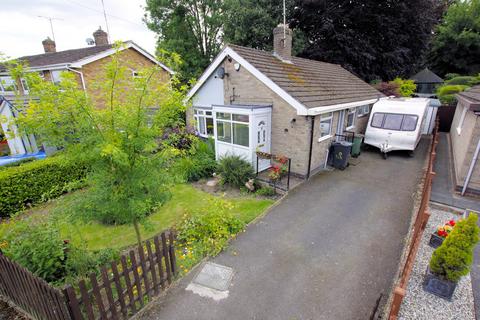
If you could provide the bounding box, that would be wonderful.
[447,220,456,227]
[437,230,448,238]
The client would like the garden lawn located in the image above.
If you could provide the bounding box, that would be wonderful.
[0,184,273,251]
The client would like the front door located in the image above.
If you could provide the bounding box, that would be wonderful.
[255,115,271,171]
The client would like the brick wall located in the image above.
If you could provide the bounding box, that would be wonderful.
[222,58,311,176]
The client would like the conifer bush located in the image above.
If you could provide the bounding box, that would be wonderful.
[430,213,479,282]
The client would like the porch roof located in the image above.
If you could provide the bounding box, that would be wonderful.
[212,104,272,110]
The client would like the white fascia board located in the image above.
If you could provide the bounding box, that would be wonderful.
[0,63,69,75]
[306,98,383,116]
[70,41,174,75]
[187,46,309,115]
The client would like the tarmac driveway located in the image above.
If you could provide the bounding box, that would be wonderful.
[139,139,429,320]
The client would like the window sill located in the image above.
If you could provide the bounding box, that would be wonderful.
[346,126,355,131]
[318,135,332,143]
[357,114,369,118]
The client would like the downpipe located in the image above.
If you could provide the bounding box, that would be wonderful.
[66,66,87,92]
[462,136,480,196]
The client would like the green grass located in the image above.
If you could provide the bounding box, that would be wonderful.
[0,184,273,251]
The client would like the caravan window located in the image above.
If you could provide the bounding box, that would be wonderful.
[370,112,418,132]
[383,114,403,130]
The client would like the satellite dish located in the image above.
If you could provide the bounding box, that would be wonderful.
[216,67,227,79]
[86,38,95,45]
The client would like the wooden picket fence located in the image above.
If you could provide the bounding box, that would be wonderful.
[0,230,177,320]
[387,121,439,319]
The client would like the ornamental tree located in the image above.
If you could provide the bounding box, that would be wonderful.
[8,43,186,247]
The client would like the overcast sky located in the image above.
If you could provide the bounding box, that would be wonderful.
[0,0,158,59]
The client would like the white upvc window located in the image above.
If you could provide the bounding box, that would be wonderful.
[456,105,468,135]
[346,108,356,130]
[215,112,249,147]
[50,70,63,85]
[20,78,29,94]
[193,108,214,137]
[318,112,333,142]
[357,105,370,117]
[0,76,17,93]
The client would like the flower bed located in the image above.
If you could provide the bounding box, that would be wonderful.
[398,208,475,320]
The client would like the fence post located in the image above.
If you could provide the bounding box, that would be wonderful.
[63,286,82,320]
[389,286,406,320]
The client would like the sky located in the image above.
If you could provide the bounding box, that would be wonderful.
[0,0,158,59]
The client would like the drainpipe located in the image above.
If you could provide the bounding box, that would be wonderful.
[306,116,315,179]
[462,135,480,196]
[66,66,86,92]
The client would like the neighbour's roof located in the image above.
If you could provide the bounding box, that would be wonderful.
[0,41,174,74]
[458,85,480,104]
[411,68,443,84]
[18,44,114,68]
[228,44,381,109]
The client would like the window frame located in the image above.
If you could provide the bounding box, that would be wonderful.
[318,112,333,142]
[357,105,370,117]
[50,70,63,86]
[346,108,356,130]
[215,111,250,148]
[0,76,17,93]
[193,108,214,138]
[370,112,419,132]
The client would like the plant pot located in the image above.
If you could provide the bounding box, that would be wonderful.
[429,233,445,248]
[423,267,457,300]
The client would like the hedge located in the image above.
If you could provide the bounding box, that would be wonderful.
[0,155,89,217]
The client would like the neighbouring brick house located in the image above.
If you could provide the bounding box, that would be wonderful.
[450,85,480,195]
[0,27,173,156]
[186,24,382,178]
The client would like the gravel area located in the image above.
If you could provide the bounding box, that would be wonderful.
[398,207,475,320]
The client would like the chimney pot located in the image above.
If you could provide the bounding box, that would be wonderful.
[42,37,56,53]
[273,24,293,61]
[93,26,109,46]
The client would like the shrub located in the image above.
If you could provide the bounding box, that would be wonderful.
[0,155,89,217]
[430,213,479,282]
[391,77,417,97]
[445,76,480,86]
[437,84,470,105]
[217,155,254,188]
[255,186,276,197]
[161,126,197,151]
[374,81,400,97]
[176,198,245,260]
[2,218,67,283]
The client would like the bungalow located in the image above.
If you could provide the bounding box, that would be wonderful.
[0,27,173,156]
[186,24,382,178]
[450,85,480,195]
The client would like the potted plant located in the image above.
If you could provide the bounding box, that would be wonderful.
[423,213,479,300]
[429,219,456,248]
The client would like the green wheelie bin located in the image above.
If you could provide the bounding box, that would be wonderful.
[351,134,364,158]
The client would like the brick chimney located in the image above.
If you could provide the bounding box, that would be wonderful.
[93,26,109,46]
[42,37,56,53]
[273,24,292,61]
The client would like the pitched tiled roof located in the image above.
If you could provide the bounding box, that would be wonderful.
[228,44,382,109]
[18,44,114,68]
[411,68,443,84]
[458,85,480,103]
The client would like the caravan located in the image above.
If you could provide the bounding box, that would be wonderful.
[364,98,431,159]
